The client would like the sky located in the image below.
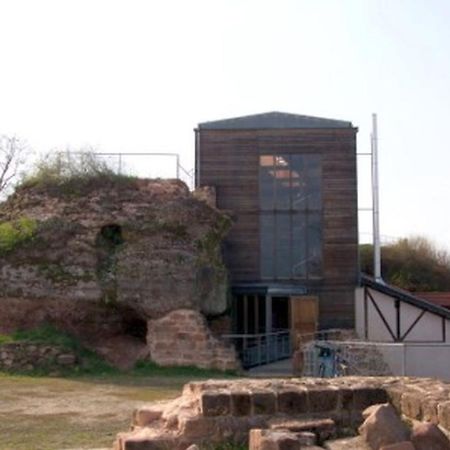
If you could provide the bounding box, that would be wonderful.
[0,0,449,249]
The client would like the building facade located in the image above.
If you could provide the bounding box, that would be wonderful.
[195,112,358,339]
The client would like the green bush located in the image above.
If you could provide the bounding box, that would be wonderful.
[22,150,113,184]
[18,150,137,196]
[0,217,37,254]
[360,236,450,291]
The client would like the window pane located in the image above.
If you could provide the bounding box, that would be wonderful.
[259,155,274,210]
[307,155,322,210]
[291,154,308,210]
[274,154,291,210]
[275,213,291,278]
[307,213,322,277]
[260,213,274,278]
[292,213,307,278]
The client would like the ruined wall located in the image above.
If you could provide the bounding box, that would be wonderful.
[147,309,238,371]
[0,342,77,372]
[0,177,238,369]
[115,376,450,449]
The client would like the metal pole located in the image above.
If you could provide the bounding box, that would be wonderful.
[371,113,382,282]
[176,154,180,180]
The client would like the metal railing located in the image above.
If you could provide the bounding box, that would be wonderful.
[222,330,291,369]
[93,152,194,190]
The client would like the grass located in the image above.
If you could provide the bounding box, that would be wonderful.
[1,324,239,379]
[0,371,243,450]
[0,325,241,449]
[0,373,183,450]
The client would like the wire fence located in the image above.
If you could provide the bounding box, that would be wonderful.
[93,152,194,190]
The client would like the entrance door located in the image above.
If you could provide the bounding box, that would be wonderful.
[271,296,290,331]
[290,296,319,350]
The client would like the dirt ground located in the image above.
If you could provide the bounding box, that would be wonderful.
[0,374,187,450]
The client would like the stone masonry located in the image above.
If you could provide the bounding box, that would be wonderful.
[147,309,239,372]
[0,178,237,369]
[114,376,450,450]
[0,342,77,372]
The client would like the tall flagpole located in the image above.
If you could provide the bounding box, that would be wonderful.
[371,113,382,282]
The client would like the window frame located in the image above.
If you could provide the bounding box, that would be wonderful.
[259,153,323,281]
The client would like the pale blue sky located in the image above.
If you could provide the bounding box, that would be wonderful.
[1,0,449,248]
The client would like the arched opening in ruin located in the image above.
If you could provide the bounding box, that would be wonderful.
[98,224,124,247]
[120,307,148,342]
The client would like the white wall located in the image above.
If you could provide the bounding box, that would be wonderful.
[355,287,450,343]
[405,344,450,380]
[375,343,450,381]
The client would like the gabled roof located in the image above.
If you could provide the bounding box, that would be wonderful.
[361,275,450,320]
[198,111,353,130]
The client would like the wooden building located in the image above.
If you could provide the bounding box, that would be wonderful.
[195,112,358,342]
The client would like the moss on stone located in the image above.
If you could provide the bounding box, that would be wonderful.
[0,217,37,255]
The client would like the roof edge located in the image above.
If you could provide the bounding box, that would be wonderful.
[361,274,450,320]
[198,111,354,130]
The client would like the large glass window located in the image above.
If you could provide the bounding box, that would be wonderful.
[259,154,322,279]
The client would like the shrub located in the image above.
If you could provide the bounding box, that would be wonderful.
[360,236,450,291]
[22,150,114,185]
[0,217,37,254]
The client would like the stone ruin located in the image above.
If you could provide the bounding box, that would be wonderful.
[114,376,450,450]
[0,177,238,370]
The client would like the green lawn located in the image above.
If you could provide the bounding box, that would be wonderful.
[0,371,238,450]
[0,325,241,449]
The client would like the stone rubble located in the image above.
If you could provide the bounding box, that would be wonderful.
[113,376,450,450]
[0,342,77,372]
[358,404,410,449]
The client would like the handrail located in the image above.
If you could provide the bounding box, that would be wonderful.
[222,330,290,339]
[222,330,291,369]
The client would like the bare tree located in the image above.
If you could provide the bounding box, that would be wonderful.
[0,135,28,196]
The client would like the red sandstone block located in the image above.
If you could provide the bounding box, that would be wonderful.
[270,418,335,442]
[352,386,388,410]
[180,417,214,440]
[252,391,277,415]
[249,429,302,450]
[231,391,251,416]
[122,436,176,450]
[277,389,308,415]
[307,387,339,413]
[338,387,354,409]
[132,406,162,426]
[201,391,231,416]
[379,442,415,450]
[438,401,450,431]
[401,391,422,420]
[386,386,404,412]
[421,397,440,423]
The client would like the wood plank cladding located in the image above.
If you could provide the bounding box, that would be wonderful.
[197,125,358,327]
